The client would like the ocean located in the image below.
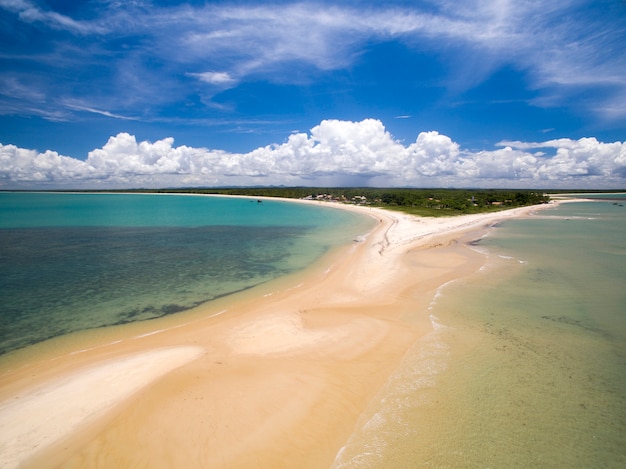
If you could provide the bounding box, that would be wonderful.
[0,192,374,355]
[334,195,626,468]
[3,192,625,467]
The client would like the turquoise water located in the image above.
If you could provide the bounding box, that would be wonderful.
[334,196,626,468]
[481,197,626,341]
[0,192,373,355]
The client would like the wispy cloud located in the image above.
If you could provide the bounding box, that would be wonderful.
[63,102,138,121]
[1,0,625,124]
[0,0,106,34]
[187,71,237,86]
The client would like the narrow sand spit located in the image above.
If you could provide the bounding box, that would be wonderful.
[0,200,557,468]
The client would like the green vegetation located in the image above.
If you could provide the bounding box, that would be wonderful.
[147,187,550,217]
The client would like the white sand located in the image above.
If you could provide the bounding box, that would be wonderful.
[0,346,204,469]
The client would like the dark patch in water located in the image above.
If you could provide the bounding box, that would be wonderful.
[0,225,308,354]
[541,315,610,338]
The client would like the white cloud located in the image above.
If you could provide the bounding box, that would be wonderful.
[501,137,626,181]
[2,1,625,122]
[63,102,137,120]
[165,0,617,119]
[0,144,94,183]
[188,71,236,86]
[0,0,104,34]
[1,119,625,189]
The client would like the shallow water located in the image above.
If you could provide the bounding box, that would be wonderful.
[334,198,626,468]
[0,193,373,355]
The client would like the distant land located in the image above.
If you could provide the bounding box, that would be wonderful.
[7,187,624,216]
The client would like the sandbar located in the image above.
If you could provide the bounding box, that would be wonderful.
[0,199,558,468]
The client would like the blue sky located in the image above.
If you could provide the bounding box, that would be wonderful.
[1,0,625,188]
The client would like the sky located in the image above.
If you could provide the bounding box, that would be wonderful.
[0,0,625,189]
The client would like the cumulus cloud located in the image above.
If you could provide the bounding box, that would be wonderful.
[499,138,626,181]
[1,119,625,189]
[0,144,94,184]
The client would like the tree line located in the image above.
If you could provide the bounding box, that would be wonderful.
[150,187,550,216]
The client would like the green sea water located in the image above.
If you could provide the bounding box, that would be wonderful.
[0,192,374,355]
[334,196,626,468]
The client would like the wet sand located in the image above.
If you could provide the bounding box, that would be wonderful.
[0,201,555,468]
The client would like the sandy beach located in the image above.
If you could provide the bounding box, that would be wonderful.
[0,200,556,468]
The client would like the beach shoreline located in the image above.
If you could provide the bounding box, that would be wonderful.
[0,198,560,468]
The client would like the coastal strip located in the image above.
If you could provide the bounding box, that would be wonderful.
[0,199,560,468]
